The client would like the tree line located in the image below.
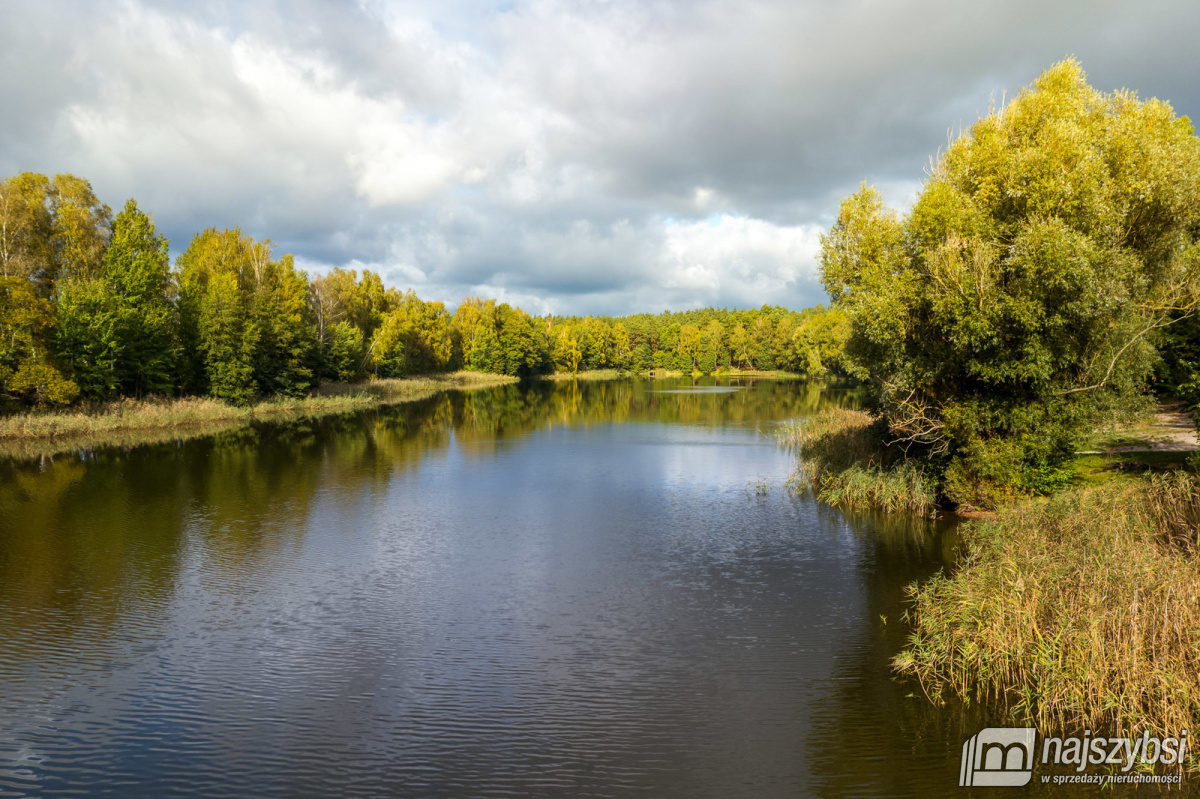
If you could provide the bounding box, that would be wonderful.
[0,173,847,408]
[545,305,847,376]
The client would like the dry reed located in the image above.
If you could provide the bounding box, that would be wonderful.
[895,478,1200,748]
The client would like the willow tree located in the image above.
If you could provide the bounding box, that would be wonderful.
[821,60,1200,506]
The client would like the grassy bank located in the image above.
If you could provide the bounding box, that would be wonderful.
[315,371,516,399]
[777,407,935,514]
[540,369,630,382]
[0,371,516,460]
[894,478,1200,744]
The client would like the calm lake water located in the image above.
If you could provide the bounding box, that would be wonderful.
[0,378,1093,797]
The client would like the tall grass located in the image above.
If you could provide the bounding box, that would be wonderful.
[816,463,936,514]
[778,408,936,514]
[895,478,1200,742]
[317,371,516,398]
[540,369,627,382]
[1145,472,1200,554]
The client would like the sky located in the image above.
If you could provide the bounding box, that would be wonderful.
[1,0,1198,316]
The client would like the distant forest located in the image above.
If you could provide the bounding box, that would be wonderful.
[0,172,848,407]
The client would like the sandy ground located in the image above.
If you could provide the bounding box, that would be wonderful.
[1078,403,1199,454]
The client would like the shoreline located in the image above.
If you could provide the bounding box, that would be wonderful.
[0,369,808,461]
[0,372,518,461]
[545,368,802,381]
[782,404,1200,756]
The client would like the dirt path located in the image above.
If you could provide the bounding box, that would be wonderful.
[1079,401,1199,454]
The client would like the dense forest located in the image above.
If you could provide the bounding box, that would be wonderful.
[0,172,848,408]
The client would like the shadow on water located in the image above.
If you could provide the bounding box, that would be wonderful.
[801,508,978,796]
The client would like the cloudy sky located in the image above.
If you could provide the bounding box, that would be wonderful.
[2,0,1198,315]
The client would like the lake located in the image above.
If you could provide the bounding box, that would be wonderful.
[0,378,1042,797]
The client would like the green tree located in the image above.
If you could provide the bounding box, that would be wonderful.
[53,277,119,399]
[101,199,174,396]
[553,328,583,373]
[611,322,632,370]
[368,290,453,377]
[751,314,775,370]
[251,253,316,397]
[177,229,313,402]
[326,321,366,381]
[451,297,493,370]
[728,324,751,369]
[630,342,652,371]
[821,60,1200,507]
[0,276,78,406]
[0,173,54,284]
[201,269,258,404]
[48,174,112,288]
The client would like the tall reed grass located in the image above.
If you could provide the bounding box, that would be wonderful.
[778,408,936,514]
[316,371,516,398]
[540,369,627,382]
[895,478,1200,744]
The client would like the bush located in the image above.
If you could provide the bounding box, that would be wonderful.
[821,60,1200,502]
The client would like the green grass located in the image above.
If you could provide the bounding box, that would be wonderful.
[1068,451,1192,487]
[895,478,1200,753]
[777,408,936,514]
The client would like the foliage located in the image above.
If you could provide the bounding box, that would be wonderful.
[53,276,118,399]
[53,199,175,399]
[310,267,392,380]
[47,174,112,287]
[325,321,366,382]
[544,305,849,376]
[0,173,54,283]
[451,299,552,377]
[368,290,455,377]
[177,228,315,404]
[822,60,1200,508]
[0,276,78,407]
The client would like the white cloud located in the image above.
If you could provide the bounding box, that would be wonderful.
[1,0,1198,315]
[656,215,823,308]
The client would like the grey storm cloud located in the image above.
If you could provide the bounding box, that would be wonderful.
[1,0,1198,315]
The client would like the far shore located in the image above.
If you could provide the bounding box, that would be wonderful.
[0,372,517,461]
[544,368,801,381]
[0,369,807,461]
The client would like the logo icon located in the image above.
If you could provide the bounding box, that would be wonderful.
[960,727,1037,787]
